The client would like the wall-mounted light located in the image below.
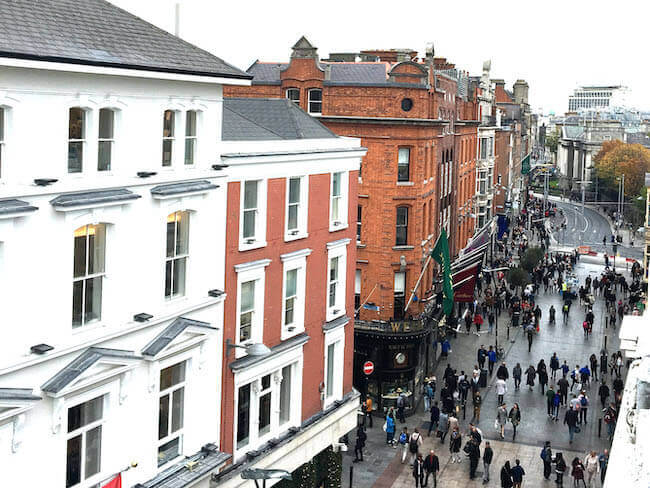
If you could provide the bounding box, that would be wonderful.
[211,164,229,170]
[225,338,270,358]
[133,313,153,323]
[30,344,54,355]
[136,171,157,178]
[33,178,58,186]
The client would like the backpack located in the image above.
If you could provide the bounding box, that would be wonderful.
[563,304,569,313]
[409,434,419,453]
[398,432,408,444]
[397,395,405,408]
[580,396,588,407]
[540,448,547,461]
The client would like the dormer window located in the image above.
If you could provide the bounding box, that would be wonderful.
[308,89,322,115]
[286,88,300,106]
[68,108,86,173]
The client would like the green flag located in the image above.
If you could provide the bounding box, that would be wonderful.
[431,229,453,316]
[521,153,531,175]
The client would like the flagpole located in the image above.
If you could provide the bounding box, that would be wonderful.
[355,283,378,315]
[97,465,133,487]
[404,254,432,311]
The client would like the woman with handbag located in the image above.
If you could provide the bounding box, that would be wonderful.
[449,426,462,463]
[508,403,521,441]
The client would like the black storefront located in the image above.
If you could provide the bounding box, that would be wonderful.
[353,317,437,417]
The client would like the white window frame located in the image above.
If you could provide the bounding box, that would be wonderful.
[329,171,349,231]
[97,108,115,172]
[308,88,322,115]
[286,88,300,105]
[284,175,309,241]
[234,259,271,357]
[280,249,311,340]
[165,211,190,300]
[323,324,345,408]
[233,347,304,461]
[239,179,268,251]
[162,109,179,168]
[72,224,106,329]
[0,106,7,180]
[68,107,89,174]
[184,110,198,166]
[326,239,350,321]
[157,360,187,468]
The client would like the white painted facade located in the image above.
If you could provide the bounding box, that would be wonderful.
[0,63,246,488]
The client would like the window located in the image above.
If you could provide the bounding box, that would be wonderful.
[329,172,348,230]
[328,256,339,309]
[281,249,309,338]
[308,89,322,114]
[66,396,103,487]
[326,239,349,320]
[241,180,268,248]
[286,88,300,105]
[73,224,105,328]
[165,211,189,299]
[97,108,114,172]
[284,269,297,327]
[401,98,413,111]
[323,327,345,406]
[394,272,406,320]
[356,205,362,242]
[236,384,251,449]
[258,375,272,437]
[0,107,5,179]
[184,111,197,165]
[158,362,185,466]
[239,280,255,342]
[355,269,361,311]
[162,110,175,167]
[396,206,409,246]
[397,148,410,182]
[331,173,342,224]
[243,181,258,240]
[326,343,335,397]
[68,108,86,173]
[279,365,292,425]
[285,176,307,238]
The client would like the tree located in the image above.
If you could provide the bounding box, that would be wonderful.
[507,267,530,292]
[593,141,650,198]
[520,247,545,273]
[545,129,560,154]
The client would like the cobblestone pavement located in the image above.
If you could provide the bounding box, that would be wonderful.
[342,252,630,487]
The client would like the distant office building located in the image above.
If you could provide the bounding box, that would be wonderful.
[568,85,629,112]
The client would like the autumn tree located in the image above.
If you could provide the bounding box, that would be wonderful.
[593,141,650,198]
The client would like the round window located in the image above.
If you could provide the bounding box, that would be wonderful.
[401,98,413,112]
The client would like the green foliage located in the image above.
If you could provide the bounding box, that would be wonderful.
[507,267,530,290]
[594,141,650,197]
[545,129,560,154]
[520,247,544,273]
[273,447,342,488]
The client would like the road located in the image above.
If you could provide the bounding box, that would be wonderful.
[551,199,643,261]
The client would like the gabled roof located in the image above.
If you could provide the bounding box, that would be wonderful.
[247,61,391,85]
[0,0,251,80]
[41,347,140,395]
[222,98,337,141]
[141,317,215,357]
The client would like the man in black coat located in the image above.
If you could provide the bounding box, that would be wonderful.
[482,441,494,483]
[427,402,440,437]
[468,440,481,480]
[413,454,425,487]
[423,450,439,487]
[496,362,509,381]
[477,346,487,369]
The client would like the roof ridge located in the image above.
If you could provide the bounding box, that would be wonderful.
[223,104,288,139]
[286,99,305,139]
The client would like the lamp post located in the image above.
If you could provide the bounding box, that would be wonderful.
[241,468,292,488]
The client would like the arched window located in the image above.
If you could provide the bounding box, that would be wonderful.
[98,108,115,171]
[308,89,322,114]
[165,211,189,298]
[68,107,86,173]
[73,224,106,327]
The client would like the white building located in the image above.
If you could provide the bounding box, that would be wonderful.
[0,1,252,487]
[568,85,629,113]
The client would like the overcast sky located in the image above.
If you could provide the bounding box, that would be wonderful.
[111,0,648,114]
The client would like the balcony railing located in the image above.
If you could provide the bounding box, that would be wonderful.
[355,318,428,334]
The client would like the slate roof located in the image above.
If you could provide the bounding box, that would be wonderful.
[0,388,42,402]
[0,0,250,80]
[41,347,140,394]
[223,98,337,141]
[137,444,230,488]
[141,317,215,357]
[50,188,140,208]
[0,199,38,216]
[247,61,389,85]
[150,180,218,197]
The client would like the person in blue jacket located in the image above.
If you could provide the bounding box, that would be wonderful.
[487,346,497,375]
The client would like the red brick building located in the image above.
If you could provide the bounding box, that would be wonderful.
[224,38,482,412]
[213,98,365,487]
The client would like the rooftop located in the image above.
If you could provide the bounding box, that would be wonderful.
[0,0,250,80]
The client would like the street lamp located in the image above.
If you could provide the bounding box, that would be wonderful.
[483,266,510,351]
[241,468,292,488]
[225,339,271,358]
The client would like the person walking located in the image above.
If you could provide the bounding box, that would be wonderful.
[496,361,509,381]
[468,437,481,480]
[589,354,599,382]
[488,346,497,375]
[399,427,409,463]
[438,410,449,443]
[423,378,433,413]
[423,450,439,488]
[558,375,569,406]
[604,403,617,441]
[385,410,396,447]
[578,390,589,424]
[571,365,581,391]
[413,454,425,487]
[482,441,493,484]
[397,388,407,423]
[496,403,508,440]
[555,452,567,487]
[550,353,560,380]
[511,459,525,488]
[561,360,570,379]
[584,451,599,488]
[526,324,535,352]
[427,401,440,437]
[509,403,521,441]
[513,363,522,390]
[539,367,549,395]
[496,377,507,406]
[449,426,462,463]
[552,389,561,420]
[488,310,495,334]
[478,345,487,370]
[571,457,587,488]
[546,385,556,418]
[564,407,579,444]
[500,460,513,488]
[600,350,608,378]
[353,426,366,462]
[459,374,470,405]
[526,364,536,391]
[598,450,609,486]
[541,441,553,480]
[363,396,373,428]
[409,428,423,466]
[472,391,482,422]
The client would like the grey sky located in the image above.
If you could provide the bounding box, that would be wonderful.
[111,0,648,114]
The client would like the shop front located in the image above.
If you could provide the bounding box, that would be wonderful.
[353,318,433,417]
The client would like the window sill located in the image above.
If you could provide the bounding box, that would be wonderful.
[329,223,348,233]
[392,245,415,251]
[239,240,268,252]
[280,325,306,342]
[396,181,414,186]
[71,320,105,335]
[284,231,308,243]
[356,242,366,248]
[326,309,346,323]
